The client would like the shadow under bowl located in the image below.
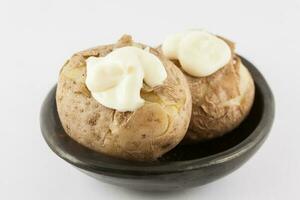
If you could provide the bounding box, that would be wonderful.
[40,56,274,191]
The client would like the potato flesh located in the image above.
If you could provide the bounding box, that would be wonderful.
[221,63,251,107]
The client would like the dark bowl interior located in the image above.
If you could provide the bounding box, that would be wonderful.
[40,56,274,191]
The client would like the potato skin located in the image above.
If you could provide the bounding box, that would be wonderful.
[158,38,255,142]
[184,56,255,142]
[56,35,192,161]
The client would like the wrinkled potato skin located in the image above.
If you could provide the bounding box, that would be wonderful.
[184,56,255,142]
[56,35,192,161]
[158,37,255,142]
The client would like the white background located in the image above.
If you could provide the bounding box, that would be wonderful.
[1,0,299,199]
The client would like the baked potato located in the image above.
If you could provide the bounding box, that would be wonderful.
[159,37,255,142]
[56,35,192,161]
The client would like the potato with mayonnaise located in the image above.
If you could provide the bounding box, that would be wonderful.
[56,35,192,161]
[160,30,255,142]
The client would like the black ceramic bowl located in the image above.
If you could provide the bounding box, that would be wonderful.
[40,56,274,191]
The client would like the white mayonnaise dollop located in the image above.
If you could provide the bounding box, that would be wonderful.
[86,46,167,112]
[162,30,231,77]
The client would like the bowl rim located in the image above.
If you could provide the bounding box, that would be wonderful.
[40,56,275,175]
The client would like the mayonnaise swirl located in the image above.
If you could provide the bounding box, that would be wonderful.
[162,30,231,77]
[86,46,167,112]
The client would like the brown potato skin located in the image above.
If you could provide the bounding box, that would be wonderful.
[56,35,192,161]
[184,56,255,142]
[158,38,255,142]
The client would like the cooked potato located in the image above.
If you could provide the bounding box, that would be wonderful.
[158,37,255,142]
[56,35,192,161]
